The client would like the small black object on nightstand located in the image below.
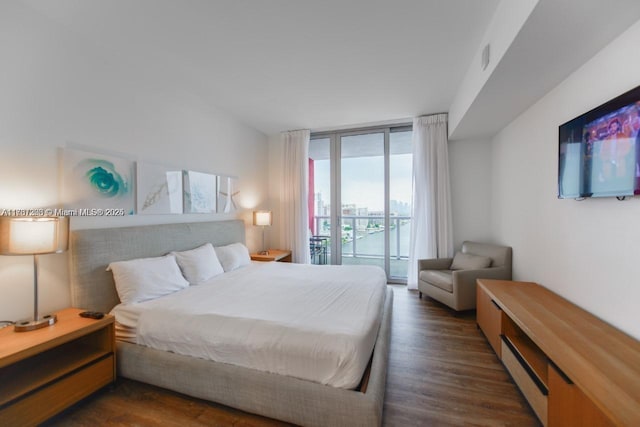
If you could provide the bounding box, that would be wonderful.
[79,311,104,319]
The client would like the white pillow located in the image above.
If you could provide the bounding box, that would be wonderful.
[172,243,224,285]
[214,243,251,272]
[450,251,492,270]
[107,254,189,304]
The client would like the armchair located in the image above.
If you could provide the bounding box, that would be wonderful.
[417,241,512,311]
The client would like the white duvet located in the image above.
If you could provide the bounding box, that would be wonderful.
[111,261,387,389]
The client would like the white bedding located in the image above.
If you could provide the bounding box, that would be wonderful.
[111,261,387,389]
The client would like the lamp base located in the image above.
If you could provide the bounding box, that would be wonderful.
[14,314,57,332]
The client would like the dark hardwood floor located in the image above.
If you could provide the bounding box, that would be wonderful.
[383,286,538,427]
[46,285,538,426]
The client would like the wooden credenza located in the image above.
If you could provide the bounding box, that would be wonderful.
[477,279,640,427]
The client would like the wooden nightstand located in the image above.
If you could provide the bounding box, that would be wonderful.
[0,308,116,426]
[250,249,292,262]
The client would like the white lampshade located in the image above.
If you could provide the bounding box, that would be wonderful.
[0,217,69,255]
[253,211,272,227]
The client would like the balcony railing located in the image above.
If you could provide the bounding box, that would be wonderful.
[312,215,411,277]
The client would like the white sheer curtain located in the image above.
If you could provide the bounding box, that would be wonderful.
[407,114,454,289]
[279,129,311,264]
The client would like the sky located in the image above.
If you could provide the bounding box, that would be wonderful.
[314,153,412,212]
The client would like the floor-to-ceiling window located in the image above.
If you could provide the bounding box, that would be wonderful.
[388,128,413,278]
[308,125,412,282]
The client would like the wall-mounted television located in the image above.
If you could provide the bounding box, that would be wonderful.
[558,85,640,199]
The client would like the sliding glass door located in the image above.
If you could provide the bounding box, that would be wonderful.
[309,125,412,282]
[340,131,385,270]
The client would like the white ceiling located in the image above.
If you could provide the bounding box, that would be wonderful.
[449,0,640,140]
[21,0,640,138]
[22,0,499,135]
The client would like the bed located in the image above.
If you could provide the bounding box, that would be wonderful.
[69,220,393,426]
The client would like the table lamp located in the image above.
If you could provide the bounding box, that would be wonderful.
[0,216,69,332]
[253,211,272,255]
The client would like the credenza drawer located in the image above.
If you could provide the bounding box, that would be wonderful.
[501,337,548,426]
[548,363,614,427]
[477,283,502,357]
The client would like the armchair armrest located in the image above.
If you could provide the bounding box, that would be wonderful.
[418,258,453,272]
[451,267,512,290]
[450,267,512,310]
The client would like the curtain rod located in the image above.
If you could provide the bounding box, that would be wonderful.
[311,122,413,137]
[311,112,448,135]
[417,112,448,118]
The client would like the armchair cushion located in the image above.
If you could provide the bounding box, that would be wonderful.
[419,270,453,292]
[450,251,492,270]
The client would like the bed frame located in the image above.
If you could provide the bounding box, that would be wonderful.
[69,220,393,427]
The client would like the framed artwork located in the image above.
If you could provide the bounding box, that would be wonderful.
[137,162,183,214]
[62,148,135,214]
[217,176,239,213]
[183,170,217,213]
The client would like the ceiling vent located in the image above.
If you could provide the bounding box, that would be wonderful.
[481,44,490,70]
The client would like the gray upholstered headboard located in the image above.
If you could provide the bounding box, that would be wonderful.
[69,220,246,313]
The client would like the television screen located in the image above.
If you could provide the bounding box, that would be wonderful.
[558,85,640,199]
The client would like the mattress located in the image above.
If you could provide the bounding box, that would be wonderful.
[111,261,387,389]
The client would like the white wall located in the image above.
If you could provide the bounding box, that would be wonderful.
[449,138,493,249]
[490,19,640,339]
[267,134,283,249]
[0,2,268,322]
